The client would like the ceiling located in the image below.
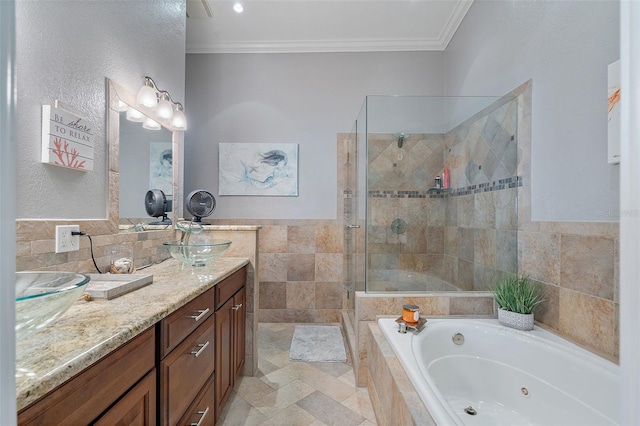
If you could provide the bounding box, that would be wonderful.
[186,0,474,54]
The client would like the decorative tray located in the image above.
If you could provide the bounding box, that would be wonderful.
[86,273,153,300]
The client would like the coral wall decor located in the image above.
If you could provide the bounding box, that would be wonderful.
[41,104,94,171]
[607,60,621,165]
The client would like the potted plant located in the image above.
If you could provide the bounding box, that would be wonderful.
[493,274,545,331]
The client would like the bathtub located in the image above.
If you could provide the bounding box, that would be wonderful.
[377,317,620,425]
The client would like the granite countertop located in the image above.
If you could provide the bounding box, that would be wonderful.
[16,257,249,411]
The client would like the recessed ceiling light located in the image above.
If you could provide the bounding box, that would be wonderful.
[233,2,243,13]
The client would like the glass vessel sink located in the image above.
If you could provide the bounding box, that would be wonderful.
[163,239,231,267]
[16,271,91,340]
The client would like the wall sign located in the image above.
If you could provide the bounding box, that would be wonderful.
[42,104,94,171]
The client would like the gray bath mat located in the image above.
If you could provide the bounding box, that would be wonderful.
[289,325,347,363]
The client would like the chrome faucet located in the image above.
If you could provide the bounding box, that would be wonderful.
[176,219,205,245]
[397,317,427,334]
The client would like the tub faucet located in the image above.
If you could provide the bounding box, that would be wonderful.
[397,318,427,334]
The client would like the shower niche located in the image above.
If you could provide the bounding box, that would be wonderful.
[345,94,520,296]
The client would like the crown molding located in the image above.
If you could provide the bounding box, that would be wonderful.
[186,0,474,54]
[438,0,473,49]
[187,37,448,54]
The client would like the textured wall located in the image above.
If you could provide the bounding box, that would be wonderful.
[15,0,186,219]
[444,0,620,221]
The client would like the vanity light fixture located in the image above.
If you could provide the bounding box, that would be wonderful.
[125,107,145,123]
[133,76,187,131]
[171,104,187,130]
[136,78,158,110]
[142,116,161,130]
[117,100,129,112]
[156,92,174,120]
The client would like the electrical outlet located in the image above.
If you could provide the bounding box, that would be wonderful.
[55,225,80,253]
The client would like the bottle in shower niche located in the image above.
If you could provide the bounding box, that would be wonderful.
[434,175,441,189]
[442,168,450,189]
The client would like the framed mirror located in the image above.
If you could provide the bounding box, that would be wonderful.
[107,79,183,232]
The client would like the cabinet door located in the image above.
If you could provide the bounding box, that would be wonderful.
[18,327,155,426]
[215,296,234,421]
[233,286,246,378]
[93,369,156,426]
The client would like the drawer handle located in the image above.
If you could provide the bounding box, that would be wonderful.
[232,303,243,311]
[190,406,210,426]
[189,308,210,322]
[191,341,210,358]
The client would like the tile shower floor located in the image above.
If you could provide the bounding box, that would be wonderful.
[218,323,377,426]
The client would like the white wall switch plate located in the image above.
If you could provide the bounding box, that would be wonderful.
[55,225,80,253]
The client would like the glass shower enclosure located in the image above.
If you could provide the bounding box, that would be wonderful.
[344,94,519,317]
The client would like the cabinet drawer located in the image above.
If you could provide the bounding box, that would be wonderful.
[93,369,156,426]
[18,327,155,426]
[214,267,246,310]
[160,315,215,426]
[160,288,214,358]
[177,375,215,426]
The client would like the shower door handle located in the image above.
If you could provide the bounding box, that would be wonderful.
[347,225,360,228]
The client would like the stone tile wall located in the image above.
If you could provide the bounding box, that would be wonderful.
[364,97,520,293]
[209,219,347,323]
[439,95,520,292]
[16,221,174,273]
[441,186,519,291]
[366,322,435,425]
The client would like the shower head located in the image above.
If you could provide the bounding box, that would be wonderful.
[394,133,411,148]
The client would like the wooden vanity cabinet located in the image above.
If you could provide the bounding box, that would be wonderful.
[158,288,216,426]
[17,326,156,426]
[17,265,248,426]
[233,286,246,377]
[214,267,247,422]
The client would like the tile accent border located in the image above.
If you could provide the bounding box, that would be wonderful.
[367,176,522,199]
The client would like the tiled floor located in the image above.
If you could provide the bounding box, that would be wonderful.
[218,323,378,426]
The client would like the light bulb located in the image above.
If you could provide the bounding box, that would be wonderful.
[125,107,145,122]
[171,107,187,130]
[142,117,161,130]
[233,2,243,13]
[156,94,174,120]
[136,84,157,110]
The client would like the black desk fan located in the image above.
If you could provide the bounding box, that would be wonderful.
[145,189,172,225]
[186,189,216,222]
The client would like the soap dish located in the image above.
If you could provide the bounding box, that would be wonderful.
[86,273,153,300]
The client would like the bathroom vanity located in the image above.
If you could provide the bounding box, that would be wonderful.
[16,257,250,426]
